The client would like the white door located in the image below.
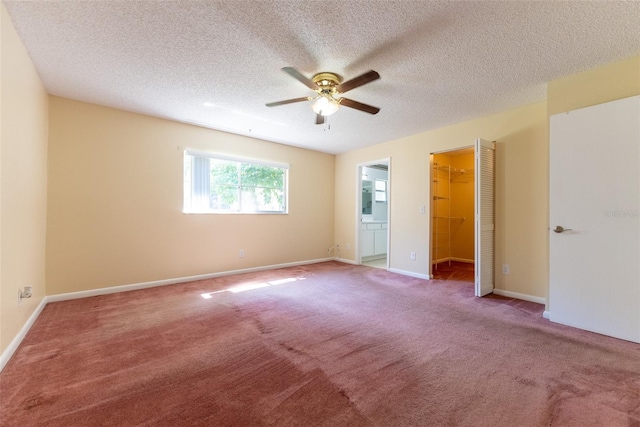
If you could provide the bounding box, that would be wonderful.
[549,96,640,343]
[475,139,495,296]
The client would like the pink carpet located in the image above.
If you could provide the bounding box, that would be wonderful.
[1,261,639,426]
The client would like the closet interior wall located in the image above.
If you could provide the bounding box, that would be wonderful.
[432,151,475,269]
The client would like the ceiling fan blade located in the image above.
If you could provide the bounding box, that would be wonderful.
[282,67,318,91]
[265,97,310,107]
[315,114,325,125]
[340,98,380,115]
[336,70,380,93]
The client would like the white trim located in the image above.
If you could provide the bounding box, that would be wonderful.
[431,257,474,274]
[48,258,333,303]
[0,298,48,372]
[450,257,474,264]
[335,257,357,265]
[432,257,474,266]
[388,268,431,281]
[492,289,546,305]
[185,149,290,169]
[543,311,551,319]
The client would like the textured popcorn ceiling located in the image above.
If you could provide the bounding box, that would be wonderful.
[4,1,640,154]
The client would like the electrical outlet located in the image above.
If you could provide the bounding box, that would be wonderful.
[502,264,510,275]
[346,243,351,250]
[239,249,245,258]
[410,252,416,260]
[419,205,426,214]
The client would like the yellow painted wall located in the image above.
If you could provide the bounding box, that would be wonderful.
[548,56,640,115]
[449,152,474,262]
[0,4,49,354]
[335,102,549,299]
[46,97,335,294]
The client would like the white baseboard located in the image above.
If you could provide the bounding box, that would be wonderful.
[335,257,357,265]
[0,297,48,372]
[450,257,474,264]
[388,268,431,280]
[492,288,546,305]
[47,258,333,303]
[543,311,551,319]
[0,257,333,372]
[433,257,474,265]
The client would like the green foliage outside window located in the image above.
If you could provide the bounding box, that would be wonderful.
[210,159,285,211]
[184,151,288,213]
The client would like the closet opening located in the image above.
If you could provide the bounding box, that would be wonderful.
[430,147,475,283]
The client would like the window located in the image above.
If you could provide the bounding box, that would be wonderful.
[183,150,288,214]
[375,179,387,202]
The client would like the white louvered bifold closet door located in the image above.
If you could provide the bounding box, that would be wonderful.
[475,139,495,297]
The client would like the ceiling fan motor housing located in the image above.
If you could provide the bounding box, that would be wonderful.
[312,72,342,88]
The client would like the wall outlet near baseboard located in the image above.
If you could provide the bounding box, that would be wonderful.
[502,264,510,275]
[239,249,245,258]
[346,243,351,250]
[410,252,416,260]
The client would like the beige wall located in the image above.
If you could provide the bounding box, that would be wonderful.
[335,102,549,299]
[46,97,335,294]
[1,4,49,354]
[548,56,640,116]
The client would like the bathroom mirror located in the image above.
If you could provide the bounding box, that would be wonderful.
[362,180,372,214]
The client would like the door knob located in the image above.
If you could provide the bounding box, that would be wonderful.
[553,226,572,233]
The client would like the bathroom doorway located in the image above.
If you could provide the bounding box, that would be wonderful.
[357,159,390,269]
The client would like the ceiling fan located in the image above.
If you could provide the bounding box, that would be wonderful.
[266,67,380,125]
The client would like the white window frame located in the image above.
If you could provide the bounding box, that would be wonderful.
[183,149,289,214]
[375,179,387,202]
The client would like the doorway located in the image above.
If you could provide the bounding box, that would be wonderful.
[429,138,496,297]
[430,147,475,282]
[357,159,390,269]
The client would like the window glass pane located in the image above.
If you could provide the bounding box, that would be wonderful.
[210,159,240,211]
[375,179,387,202]
[183,151,287,214]
[240,164,285,211]
[211,159,239,185]
[241,186,285,211]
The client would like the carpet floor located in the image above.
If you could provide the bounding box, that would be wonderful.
[1,261,639,426]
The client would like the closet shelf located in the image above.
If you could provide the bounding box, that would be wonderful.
[436,165,473,175]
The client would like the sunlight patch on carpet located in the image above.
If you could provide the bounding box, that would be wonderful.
[201,277,305,298]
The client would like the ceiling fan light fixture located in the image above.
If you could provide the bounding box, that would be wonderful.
[312,96,340,116]
[266,68,380,123]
